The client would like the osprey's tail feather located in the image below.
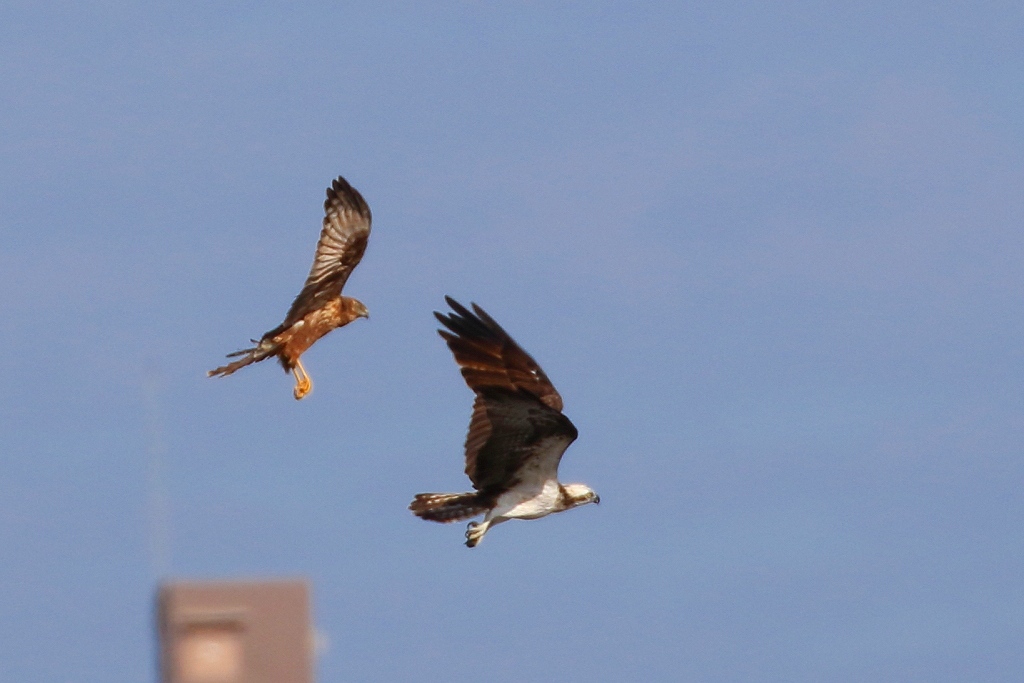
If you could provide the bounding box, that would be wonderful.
[409,492,488,523]
[207,340,279,378]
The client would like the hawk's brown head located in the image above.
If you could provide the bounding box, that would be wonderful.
[346,297,370,321]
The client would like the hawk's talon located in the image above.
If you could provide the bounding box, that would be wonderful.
[293,383,309,400]
[293,375,312,400]
[292,360,313,400]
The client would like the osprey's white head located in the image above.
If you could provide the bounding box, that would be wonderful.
[562,483,600,509]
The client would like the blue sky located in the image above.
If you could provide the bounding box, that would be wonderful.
[2,2,1023,681]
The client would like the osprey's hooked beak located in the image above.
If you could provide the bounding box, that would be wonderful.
[593,494,601,505]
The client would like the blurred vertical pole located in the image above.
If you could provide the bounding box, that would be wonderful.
[142,370,172,578]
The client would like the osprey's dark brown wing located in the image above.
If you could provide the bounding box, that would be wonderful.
[281,176,371,327]
[435,297,563,410]
[435,297,576,491]
[462,390,577,491]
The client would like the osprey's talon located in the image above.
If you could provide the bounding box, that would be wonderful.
[465,521,487,547]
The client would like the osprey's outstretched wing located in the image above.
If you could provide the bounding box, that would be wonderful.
[435,298,576,491]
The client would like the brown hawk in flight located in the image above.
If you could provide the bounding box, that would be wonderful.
[208,176,371,400]
[410,297,599,547]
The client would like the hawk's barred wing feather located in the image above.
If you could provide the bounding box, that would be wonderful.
[282,176,371,327]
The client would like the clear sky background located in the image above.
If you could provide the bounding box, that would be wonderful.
[2,2,1023,681]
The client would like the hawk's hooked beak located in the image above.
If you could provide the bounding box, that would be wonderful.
[593,494,601,505]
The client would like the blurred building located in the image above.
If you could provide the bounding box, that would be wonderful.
[157,579,313,683]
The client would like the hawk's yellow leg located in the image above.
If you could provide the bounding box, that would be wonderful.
[292,359,313,400]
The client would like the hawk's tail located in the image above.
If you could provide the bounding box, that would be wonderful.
[207,340,278,378]
[409,492,488,523]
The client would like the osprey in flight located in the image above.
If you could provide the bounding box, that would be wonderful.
[208,176,371,400]
[410,297,599,547]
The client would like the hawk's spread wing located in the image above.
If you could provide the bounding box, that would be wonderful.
[435,297,576,491]
[282,176,371,327]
